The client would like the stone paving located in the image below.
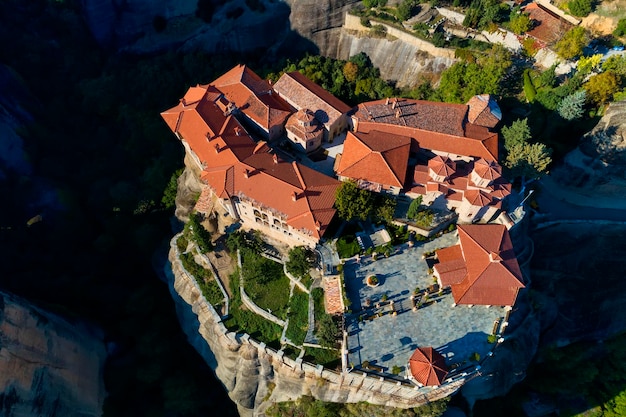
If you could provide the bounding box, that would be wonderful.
[344,231,507,376]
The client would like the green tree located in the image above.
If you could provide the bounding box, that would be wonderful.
[614,18,626,37]
[509,12,531,34]
[501,118,531,152]
[577,54,603,75]
[343,61,359,82]
[568,0,592,17]
[286,246,314,278]
[335,180,375,221]
[161,168,183,209]
[558,90,587,120]
[555,27,587,60]
[375,194,397,223]
[584,70,619,104]
[397,0,419,21]
[406,196,423,220]
[537,63,558,88]
[604,390,626,417]
[505,142,552,182]
[523,69,536,102]
[602,54,626,76]
[185,212,213,253]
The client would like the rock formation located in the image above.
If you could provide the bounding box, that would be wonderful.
[0,291,106,417]
[79,0,452,87]
[550,100,626,209]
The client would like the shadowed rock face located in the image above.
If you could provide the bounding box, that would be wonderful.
[80,0,357,55]
[579,100,626,166]
[0,291,106,417]
[530,223,626,347]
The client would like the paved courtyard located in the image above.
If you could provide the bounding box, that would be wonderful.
[344,231,507,377]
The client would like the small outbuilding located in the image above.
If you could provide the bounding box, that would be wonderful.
[408,346,449,386]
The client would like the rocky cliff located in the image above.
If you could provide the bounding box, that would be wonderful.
[0,291,106,417]
[80,0,451,87]
[549,100,626,209]
[165,237,472,416]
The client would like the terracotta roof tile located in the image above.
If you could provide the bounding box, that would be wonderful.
[212,64,292,131]
[434,224,525,306]
[337,130,411,188]
[524,2,573,46]
[274,71,352,129]
[466,95,502,128]
[409,347,449,386]
[231,153,339,239]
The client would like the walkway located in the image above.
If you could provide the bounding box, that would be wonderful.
[344,235,506,373]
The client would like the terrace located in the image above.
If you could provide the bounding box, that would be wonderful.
[343,232,507,379]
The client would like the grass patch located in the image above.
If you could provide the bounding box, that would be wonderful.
[241,249,290,319]
[336,235,361,259]
[285,289,309,345]
[303,347,341,370]
[224,269,283,349]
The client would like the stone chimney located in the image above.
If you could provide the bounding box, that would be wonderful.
[273,154,278,164]
[234,127,241,136]
[292,191,298,201]
[395,109,401,119]
[385,97,390,106]
[244,169,250,179]
[214,143,220,153]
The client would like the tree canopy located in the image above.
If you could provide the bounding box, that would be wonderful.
[557,90,587,120]
[501,118,532,152]
[334,180,375,221]
[509,12,531,34]
[555,27,588,60]
[286,246,315,278]
[584,70,619,105]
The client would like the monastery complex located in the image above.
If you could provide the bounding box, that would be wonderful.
[161,64,525,309]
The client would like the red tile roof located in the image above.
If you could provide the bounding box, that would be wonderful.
[435,224,525,306]
[238,154,339,239]
[162,79,338,241]
[463,189,493,207]
[429,155,456,178]
[523,2,573,46]
[473,158,502,182]
[467,95,502,128]
[353,97,500,161]
[285,109,324,142]
[337,130,411,188]
[273,71,352,128]
[408,347,449,386]
[212,64,292,132]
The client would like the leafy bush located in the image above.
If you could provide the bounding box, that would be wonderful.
[406,196,423,220]
[336,236,361,259]
[185,213,213,253]
[316,313,338,348]
[304,348,341,369]
[509,12,531,34]
[176,235,188,253]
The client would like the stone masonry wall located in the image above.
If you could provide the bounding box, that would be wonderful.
[167,235,469,416]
